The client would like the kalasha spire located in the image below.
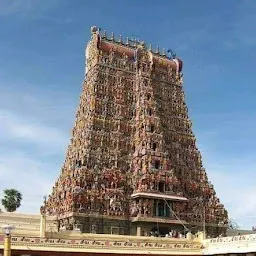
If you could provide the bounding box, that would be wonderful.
[44,26,228,237]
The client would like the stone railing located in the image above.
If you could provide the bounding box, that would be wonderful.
[0,233,202,255]
[203,234,256,255]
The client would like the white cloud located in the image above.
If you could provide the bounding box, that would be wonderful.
[208,163,256,229]
[0,151,60,213]
[0,0,42,16]
[0,108,68,213]
[0,0,58,17]
[0,88,70,213]
[0,109,68,151]
[0,71,79,212]
[197,131,256,230]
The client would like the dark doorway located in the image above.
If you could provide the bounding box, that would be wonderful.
[159,182,165,192]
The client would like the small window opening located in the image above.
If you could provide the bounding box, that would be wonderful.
[158,202,165,217]
[76,160,82,167]
[152,143,157,151]
[159,182,165,192]
[150,124,155,132]
[154,160,160,169]
[142,63,147,72]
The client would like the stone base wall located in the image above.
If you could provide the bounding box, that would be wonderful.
[58,215,190,237]
[59,215,131,235]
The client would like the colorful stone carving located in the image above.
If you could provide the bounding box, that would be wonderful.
[45,27,228,236]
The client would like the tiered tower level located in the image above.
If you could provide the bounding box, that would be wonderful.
[45,26,228,237]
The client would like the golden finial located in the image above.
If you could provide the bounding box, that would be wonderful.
[140,41,146,49]
[103,30,107,39]
[111,32,115,41]
[119,34,123,43]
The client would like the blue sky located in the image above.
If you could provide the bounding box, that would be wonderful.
[0,0,255,229]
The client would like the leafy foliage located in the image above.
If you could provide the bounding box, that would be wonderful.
[1,189,22,212]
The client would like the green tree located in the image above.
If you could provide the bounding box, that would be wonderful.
[1,189,22,212]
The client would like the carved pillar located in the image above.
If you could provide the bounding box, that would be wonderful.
[156,200,159,216]
[136,226,142,236]
[40,214,46,238]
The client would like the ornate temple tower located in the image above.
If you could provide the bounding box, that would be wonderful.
[44,26,228,237]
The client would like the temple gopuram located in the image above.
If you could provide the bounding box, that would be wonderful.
[43,26,228,238]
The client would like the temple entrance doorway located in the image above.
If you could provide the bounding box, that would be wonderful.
[150,226,170,237]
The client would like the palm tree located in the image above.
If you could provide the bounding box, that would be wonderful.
[1,189,22,212]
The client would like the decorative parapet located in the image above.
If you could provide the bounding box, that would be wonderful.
[203,234,256,255]
[0,234,202,255]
